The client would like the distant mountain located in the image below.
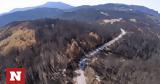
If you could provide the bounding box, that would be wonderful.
[0,3,159,27]
[69,3,159,16]
[9,7,33,13]
[38,2,73,9]
[0,8,63,26]
[59,4,159,23]
[130,5,159,16]
[8,2,73,13]
[90,3,159,16]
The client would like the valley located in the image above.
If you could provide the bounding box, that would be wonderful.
[0,1,160,84]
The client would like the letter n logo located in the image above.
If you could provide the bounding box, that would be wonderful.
[6,68,25,84]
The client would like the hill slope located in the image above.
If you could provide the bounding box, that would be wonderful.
[0,19,115,84]
[0,18,160,84]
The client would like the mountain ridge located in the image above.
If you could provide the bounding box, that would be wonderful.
[0,3,159,27]
[1,2,73,15]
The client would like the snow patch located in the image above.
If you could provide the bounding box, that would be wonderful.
[157,34,160,39]
[138,28,143,33]
[129,9,133,11]
[100,11,109,16]
[102,18,122,24]
[130,19,137,22]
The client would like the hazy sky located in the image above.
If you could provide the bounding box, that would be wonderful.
[0,0,160,14]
